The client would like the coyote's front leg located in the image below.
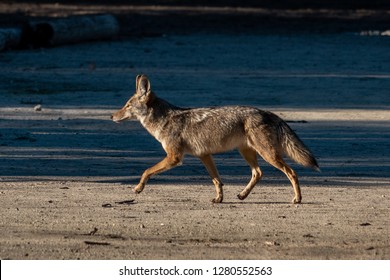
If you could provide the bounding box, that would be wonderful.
[199,154,224,203]
[134,152,183,193]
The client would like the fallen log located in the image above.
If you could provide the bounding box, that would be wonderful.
[26,14,120,47]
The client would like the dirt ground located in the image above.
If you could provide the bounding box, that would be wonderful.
[1,2,390,260]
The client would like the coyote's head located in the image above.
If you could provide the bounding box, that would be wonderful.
[111,75,153,123]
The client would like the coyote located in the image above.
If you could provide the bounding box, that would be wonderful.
[112,75,319,203]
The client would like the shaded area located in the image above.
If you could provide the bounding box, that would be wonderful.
[1,33,389,108]
[1,118,389,183]
[1,32,389,185]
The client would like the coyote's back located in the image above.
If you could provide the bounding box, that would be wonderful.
[112,75,319,204]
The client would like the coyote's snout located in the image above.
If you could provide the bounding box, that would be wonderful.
[112,75,320,203]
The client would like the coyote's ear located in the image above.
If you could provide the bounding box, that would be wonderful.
[135,75,141,90]
[136,75,151,96]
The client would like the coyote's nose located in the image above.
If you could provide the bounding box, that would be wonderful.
[110,115,113,120]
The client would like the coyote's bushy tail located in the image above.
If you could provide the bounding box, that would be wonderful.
[278,121,320,171]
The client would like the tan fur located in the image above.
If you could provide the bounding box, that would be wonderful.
[112,75,320,203]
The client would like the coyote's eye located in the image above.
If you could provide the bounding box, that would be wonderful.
[125,98,134,107]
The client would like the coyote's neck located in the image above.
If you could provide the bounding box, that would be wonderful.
[138,97,182,143]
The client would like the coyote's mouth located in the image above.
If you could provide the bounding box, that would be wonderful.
[111,114,128,123]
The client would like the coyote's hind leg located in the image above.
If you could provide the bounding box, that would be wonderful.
[271,159,301,204]
[247,131,302,204]
[255,150,301,204]
[237,147,263,200]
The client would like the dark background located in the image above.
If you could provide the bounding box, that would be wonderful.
[3,0,390,9]
[1,0,389,36]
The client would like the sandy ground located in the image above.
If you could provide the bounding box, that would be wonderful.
[1,5,390,259]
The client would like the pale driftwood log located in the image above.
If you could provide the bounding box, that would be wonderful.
[0,28,22,51]
[28,14,120,47]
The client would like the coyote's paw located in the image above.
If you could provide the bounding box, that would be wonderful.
[212,196,223,203]
[237,193,248,200]
[292,196,302,204]
[133,184,145,194]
